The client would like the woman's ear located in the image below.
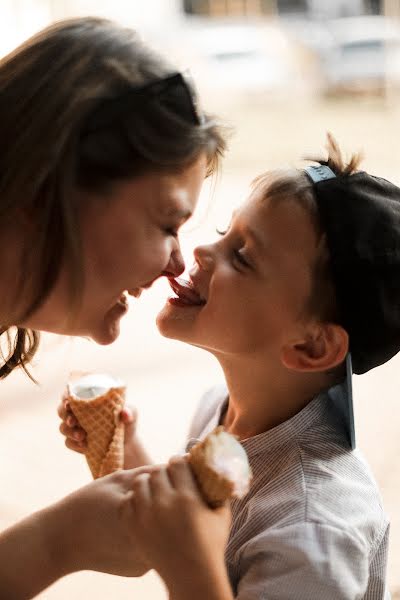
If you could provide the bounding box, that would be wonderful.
[280,323,349,373]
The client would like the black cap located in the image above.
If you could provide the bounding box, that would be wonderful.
[305,165,400,375]
[304,164,400,449]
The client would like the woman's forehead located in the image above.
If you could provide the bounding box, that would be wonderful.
[152,157,207,214]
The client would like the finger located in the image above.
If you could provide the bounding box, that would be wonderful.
[214,503,232,526]
[57,397,77,426]
[128,463,164,478]
[65,437,87,454]
[119,405,137,424]
[132,472,152,505]
[65,412,78,428]
[59,421,86,442]
[149,466,174,497]
[110,464,164,494]
[167,456,198,492]
[120,406,138,446]
[57,401,68,420]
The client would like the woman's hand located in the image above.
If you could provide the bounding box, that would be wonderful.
[130,456,233,599]
[55,468,162,577]
[0,466,160,599]
[0,456,231,599]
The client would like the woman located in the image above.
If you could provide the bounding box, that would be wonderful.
[0,17,229,598]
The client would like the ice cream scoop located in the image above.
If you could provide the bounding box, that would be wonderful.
[67,373,126,479]
[188,426,252,507]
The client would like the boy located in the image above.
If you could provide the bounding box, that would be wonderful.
[61,135,394,598]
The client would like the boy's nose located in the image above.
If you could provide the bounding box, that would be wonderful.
[193,244,215,271]
[162,247,185,278]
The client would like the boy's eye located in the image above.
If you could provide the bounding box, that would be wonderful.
[216,227,228,236]
[217,229,251,269]
[233,249,250,268]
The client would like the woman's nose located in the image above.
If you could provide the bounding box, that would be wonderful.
[193,244,215,271]
[162,246,185,278]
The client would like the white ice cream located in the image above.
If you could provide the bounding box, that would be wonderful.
[69,373,124,399]
[203,430,252,497]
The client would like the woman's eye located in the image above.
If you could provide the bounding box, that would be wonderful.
[164,226,178,238]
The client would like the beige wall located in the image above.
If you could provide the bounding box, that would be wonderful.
[0,0,183,56]
[51,0,183,29]
[0,0,53,54]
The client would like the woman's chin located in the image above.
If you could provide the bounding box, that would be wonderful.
[90,316,122,345]
[89,299,130,344]
[90,328,120,345]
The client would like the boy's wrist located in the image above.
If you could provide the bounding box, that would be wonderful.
[124,433,153,470]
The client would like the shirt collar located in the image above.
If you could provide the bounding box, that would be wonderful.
[186,387,349,458]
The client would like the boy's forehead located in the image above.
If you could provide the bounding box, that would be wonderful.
[239,191,300,225]
[235,192,320,261]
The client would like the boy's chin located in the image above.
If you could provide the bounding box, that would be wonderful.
[156,318,186,342]
[156,309,196,343]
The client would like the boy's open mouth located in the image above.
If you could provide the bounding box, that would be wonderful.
[168,277,206,307]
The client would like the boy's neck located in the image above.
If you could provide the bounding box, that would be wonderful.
[218,355,328,440]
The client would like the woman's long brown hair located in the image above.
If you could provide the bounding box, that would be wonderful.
[0,17,226,380]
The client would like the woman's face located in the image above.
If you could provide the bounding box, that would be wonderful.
[22,154,207,344]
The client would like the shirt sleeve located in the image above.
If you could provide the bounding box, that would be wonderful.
[235,521,369,600]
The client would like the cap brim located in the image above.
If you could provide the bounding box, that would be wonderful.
[327,353,356,450]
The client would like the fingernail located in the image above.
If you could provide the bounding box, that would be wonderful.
[67,416,75,427]
[73,430,82,441]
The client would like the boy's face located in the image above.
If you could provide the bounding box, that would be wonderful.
[157,189,320,359]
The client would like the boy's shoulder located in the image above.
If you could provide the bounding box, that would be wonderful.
[188,385,388,550]
[228,389,388,568]
[189,385,389,597]
[237,416,387,548]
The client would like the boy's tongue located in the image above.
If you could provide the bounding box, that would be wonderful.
[168,277,205,306]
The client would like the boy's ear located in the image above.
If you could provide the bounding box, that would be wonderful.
[280,323,349,373]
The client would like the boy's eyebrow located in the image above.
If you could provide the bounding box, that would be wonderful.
[231,209,266,255]
[165,207,193,220]
[246,226,266,253]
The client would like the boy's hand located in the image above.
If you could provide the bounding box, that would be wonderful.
[57,393,137,453]
[130,456,232,593]
[57,394,151,469]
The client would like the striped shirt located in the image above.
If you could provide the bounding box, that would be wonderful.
[186,385,390,599]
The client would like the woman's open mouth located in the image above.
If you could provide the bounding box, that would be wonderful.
[168,278,206,307]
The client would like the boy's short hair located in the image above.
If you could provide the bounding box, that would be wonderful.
[252,161,339,328]
[252,134,400,449]
[253,134,400,377]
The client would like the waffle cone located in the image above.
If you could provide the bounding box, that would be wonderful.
[68,386,126,479]
[188,426,236,508]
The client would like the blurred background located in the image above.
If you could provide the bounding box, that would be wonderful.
[1,0,400,598]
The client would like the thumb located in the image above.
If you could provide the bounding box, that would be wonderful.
[215,502,232,525]
[120,405,138,443]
